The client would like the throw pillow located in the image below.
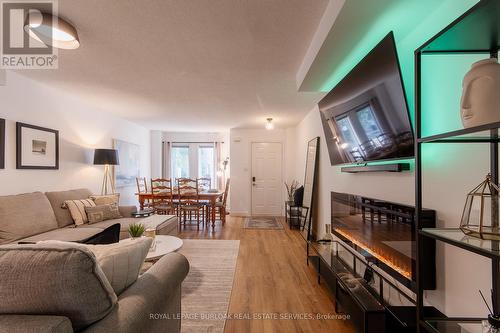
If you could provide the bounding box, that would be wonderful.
[90,194,120,206]
[85,237,153,295]
[0,241,117,331]
[64,199,96,226]
[85,204,122,224]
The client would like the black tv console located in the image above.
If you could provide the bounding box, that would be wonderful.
[307,241,443,333]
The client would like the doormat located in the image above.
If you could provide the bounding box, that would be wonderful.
[244,216,284,230]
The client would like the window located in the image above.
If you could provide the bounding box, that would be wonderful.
[356,105,382,141]
[336,116,359,149]
[169,143,215,185]
[171,145,190,179]
[198,146,214,181]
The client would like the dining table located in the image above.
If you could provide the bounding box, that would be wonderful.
[136,191,224,228]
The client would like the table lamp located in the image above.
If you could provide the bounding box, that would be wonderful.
[94,149,119,195]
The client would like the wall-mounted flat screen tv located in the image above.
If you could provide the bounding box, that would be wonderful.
[319,32,414,166]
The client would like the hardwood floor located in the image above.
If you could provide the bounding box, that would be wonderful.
[178,216,356,333]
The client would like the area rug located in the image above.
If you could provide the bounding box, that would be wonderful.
[244,216,283,229]
[178,239,240,333]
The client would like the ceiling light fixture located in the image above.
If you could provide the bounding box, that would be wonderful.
[24,11,80,50]
[265,118,274,130]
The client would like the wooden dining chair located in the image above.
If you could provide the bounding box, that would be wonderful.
[213,178,230,224]
[151,178,175,215]
[197,177,211,191]
[136,177,152,208]
[197,177,212,223]
[177,178,203,229]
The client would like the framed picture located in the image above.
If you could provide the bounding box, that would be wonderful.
[0,119,5,169]
[113,139,140,188]
[16,122,59,170]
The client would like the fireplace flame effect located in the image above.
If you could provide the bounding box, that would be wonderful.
[334,228,412,279]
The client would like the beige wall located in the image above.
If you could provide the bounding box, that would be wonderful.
[0,72,151,206]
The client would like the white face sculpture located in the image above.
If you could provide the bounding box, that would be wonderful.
[461,58,500,128]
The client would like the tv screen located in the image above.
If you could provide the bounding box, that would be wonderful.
[319,32,413,166]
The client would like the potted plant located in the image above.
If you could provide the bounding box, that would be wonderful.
[284,180,299,203]
[128,223,145,238]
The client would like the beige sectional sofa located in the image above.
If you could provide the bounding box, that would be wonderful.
[0,244,189,333]
[0,188,178,245]
[0,189,188,332]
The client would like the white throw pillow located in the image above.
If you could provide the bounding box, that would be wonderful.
[64,199,96,225]
[85,237,153,295]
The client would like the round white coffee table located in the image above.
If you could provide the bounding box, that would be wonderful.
[145,235,183,262]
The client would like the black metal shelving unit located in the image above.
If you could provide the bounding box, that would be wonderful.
[414,0,500,332]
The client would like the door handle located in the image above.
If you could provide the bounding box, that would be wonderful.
[252,176,256,186]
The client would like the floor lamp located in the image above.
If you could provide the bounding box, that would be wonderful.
[94,149,119,195]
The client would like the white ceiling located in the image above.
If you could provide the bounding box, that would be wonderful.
[17,0,329,131]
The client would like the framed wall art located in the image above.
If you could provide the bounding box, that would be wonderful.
[16,122,59,170]
[113,139,140,188]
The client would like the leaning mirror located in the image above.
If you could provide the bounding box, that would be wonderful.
[301,137,320,241]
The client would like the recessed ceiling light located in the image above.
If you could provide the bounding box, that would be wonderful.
[265,118,274,130]
[24,11,80,50]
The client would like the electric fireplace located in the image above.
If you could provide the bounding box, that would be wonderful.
[331,192,436,290]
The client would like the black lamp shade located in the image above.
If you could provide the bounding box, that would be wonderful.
[94,149,119,165]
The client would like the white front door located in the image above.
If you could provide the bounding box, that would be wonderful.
[251,142,283,216]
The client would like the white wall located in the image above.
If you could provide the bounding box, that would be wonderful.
[229,128,294,216]
[0,71,151,206]
[150,130,163,179]
[162,131,228,143]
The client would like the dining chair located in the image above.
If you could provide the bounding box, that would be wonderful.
[197,177,211,191]
[177,178,203,229]
[151,178,176,215]
[213,178,230,224]
[136,177,152,208]
[197,177,212,222]
[136,177,148,193]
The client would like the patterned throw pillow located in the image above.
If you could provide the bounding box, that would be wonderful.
[85,204,122,224]
[89,194,120,206]
[64,199,96,225]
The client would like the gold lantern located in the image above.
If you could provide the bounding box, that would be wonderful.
[460,173,500,240]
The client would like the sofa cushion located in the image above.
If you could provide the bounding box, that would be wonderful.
[118,205,137,217]
[86,204,122,224]
[17,227,105,243]
[85,237,153,295]
[156,216,179,236]
[80,216,178,239]
[46,189,93,228]
[0,241,117,331]
[89,194,120,206]
[0,192,58,245]
[0,315,73,333]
